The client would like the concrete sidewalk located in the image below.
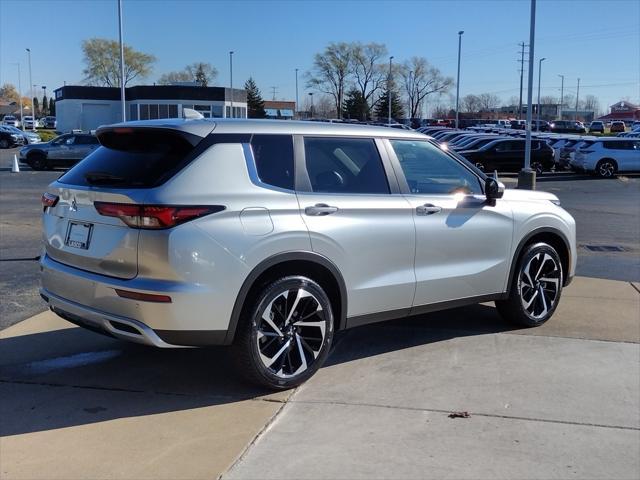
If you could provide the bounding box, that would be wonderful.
[1,276,639,479]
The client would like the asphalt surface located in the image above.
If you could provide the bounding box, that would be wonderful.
[1,146,639,330]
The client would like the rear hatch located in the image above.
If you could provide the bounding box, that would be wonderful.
[42,121,215,279]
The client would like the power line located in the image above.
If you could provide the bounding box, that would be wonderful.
[270,86,278,100]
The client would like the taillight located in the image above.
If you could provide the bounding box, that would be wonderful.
[41,192,59,208]
[94,202,224,229]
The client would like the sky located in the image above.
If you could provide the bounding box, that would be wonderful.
[1,0,639,115]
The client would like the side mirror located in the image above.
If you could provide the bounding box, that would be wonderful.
[485,177,504,200]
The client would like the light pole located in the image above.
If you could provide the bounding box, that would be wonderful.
[42,86,47,116]
[536,57,546,131]
[295,68,299,119]
[308,92,314,119]
[557,74,564,120]
[388,56,394,124]
[229,51,234,118]
[26,48,35,130]
[575,78,580,121]
[519,0,536,190]
[12,63,23,130]
[117,0,126,122]
[455,30,464,129]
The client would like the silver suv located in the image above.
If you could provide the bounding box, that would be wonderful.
[40,119,576,389]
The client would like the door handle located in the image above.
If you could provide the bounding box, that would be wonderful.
[416,204,442,215]
[305,203,339,216]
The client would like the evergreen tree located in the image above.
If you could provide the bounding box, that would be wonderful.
[49,98,55,116]
[42,94,48,115]
[343,88,369,121]
[32,97,39,117]
[244,77,266,118]
[374,83,404,121]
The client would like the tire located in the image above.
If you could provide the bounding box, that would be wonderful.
[595,158,617,178]
[531,161,544,174]
[0,138,8,149]
[496,242,564,327]
[233,276,334,390]
[28,153,47,171]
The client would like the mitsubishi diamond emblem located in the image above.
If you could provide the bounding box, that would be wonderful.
[70,197,78,212]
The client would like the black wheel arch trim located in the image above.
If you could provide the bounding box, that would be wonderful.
[224,251,348,345]
[27,149,48,159]
[507,227,572,295]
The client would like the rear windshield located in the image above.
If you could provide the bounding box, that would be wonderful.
[59,129,197,188]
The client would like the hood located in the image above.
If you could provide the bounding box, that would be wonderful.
[502,188,559,203]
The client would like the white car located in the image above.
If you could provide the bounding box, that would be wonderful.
[22,116,36,129]
[572,138,640,177]
[2,115,20,127]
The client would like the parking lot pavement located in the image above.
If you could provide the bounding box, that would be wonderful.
[225,276,640,480]
[0,311,291,480]
[1,277,638,479]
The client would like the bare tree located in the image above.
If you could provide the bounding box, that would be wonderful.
[157,70,192,85]
[306,42,352,119]
[507,95,520,106]
[461,94,481,113]
[400,57,453,119]
[540,95,558,105]
[351,42,387,116]
[477,93,501,111]
[158,62,217,86]
[583,95,600,113]
[82,38,155,87]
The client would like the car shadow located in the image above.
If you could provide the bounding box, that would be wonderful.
[0,303,516,437]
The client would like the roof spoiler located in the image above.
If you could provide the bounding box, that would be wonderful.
[96,120,216,147]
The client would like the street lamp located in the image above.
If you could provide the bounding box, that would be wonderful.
[519,0,537,190]
[295,68,299,119]
[11,63,23,130]
[308,92,314,119]
[117,0,126,121]
[536,57,546,131]
[575,77,580,121]
[26,48,35,131]
[388,56,394,124]
[42,86,47,116]
[229,51,234,118]
[557,74,564,120]
[455,31,464,129]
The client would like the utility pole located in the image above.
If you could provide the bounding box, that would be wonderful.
[519,0,536,190]
[26,48,35,130]
[270,86,278,101]
[517,42,527,120]
[229,51,234,118]
[295,68,299,119]
[536,57,546,131]
[309,92,314,119]
[117,0,126,122]
[575,78,580,121]
[557,74,564,120]
[388,56,394,124]
[455,31,464,128]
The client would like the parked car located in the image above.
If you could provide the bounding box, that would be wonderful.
[2,115,20,127]
[588,121,605,134]
[451,135,504,152]
[550,120,586,134]
[42,116,57,129]
[0,125,41,144]
[557,138,596,169]
[459,138,555,173]
[510,120,526,130]
[531,120,550,132]
[22,116,36,129]
[571,138,640,177]
[38,119,576,389]
[0,129,25,148]
[19,132,99,170]
[610,121,626,133]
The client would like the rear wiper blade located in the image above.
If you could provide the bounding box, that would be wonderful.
[84,171,126,185]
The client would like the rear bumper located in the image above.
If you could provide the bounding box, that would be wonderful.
[40,253,232,346]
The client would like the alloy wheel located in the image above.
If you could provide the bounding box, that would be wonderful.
[531,162,543,174]
[598,161,615,178]
[255,288,327,378]
[518,252,561,320]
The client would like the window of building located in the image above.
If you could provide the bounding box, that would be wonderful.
[212,105,223,118]
[158,104,168,118]
[250,135,294,190]
[226,106,231,118]
[140,104,149,120]
[129,104,138,121]
[168,104,178,118]
[304,137,389,194]
[390,140,482,195]
[149,104,159,120]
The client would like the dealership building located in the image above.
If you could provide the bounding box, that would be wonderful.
[54,85,247,132]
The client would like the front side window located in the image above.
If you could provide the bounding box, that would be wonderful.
[390,140,482,195]
[304,137,389,194]
[250,135,294,190]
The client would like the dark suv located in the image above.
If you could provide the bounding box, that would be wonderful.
[459,138,555,173]
[550,121,586,134]
[0,129,25,149]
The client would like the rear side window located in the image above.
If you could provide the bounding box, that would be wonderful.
[59,130,196,188]
[603,141,631,150]
[304,137,389,194]
[250,134,294,190]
